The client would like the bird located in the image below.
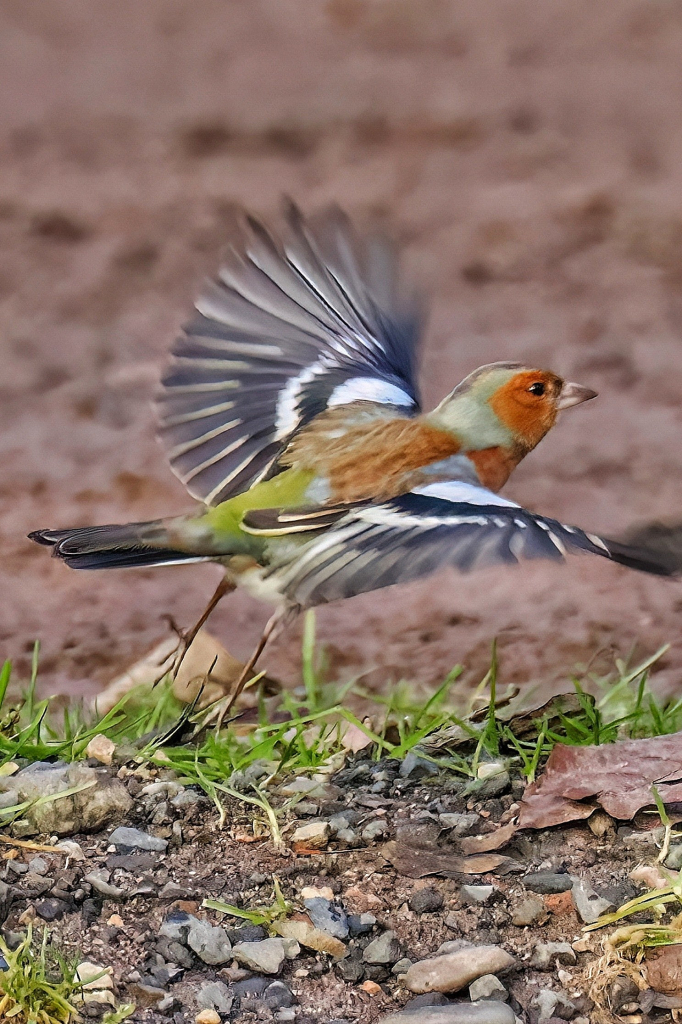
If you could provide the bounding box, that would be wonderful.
[29,201,679,716]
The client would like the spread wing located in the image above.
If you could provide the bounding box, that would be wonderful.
[156,202,422,506]
[242,481,678,607]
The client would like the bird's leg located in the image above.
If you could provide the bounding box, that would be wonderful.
[210,603,299,732]
[169,574,236,681]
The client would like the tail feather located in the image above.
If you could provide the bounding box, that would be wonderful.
[28,521,208,571]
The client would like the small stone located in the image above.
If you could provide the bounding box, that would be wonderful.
[348,912,376,936]
[3,762,132,835]
[362,819,389,842]
[233,937,287,974]
[392,958,413,975]
[440,812,481,837]
[85,734,116,765]
[232,977,268,998]
[523,871,573,895]
[469,974,508,1001]
[664,845,682,870]
[532,988,577,1022]
[108,826,168,852]
[336,953,364,982]
[128,982,167,1007]
[291,821,330,848]
[84,870,125,899]
[28,857,49,876]
[380,1003,516,1023]
[360,979,382,995]
[467,769,510,799]
[35,898,70,921]
[196,980,233,1013]
[460,885,495,905]
[276,1010,296,1022]
[301,885,334,901]
[264,981,295,1009]
[404,993,451,1008]
[409,888,444,914]
[530,942,577,971]
[363,930,402,965]
[588,810,615,837]
[405,945,515,994]
[76,962,114,991]
[56,840,85,861]
[195,1011,221,1024]
[572,879,615,925]
[187,918,232,965]
[511,896,547,927]
[304,897,349,940]
[158,881,189,901]
[400,750,438,779]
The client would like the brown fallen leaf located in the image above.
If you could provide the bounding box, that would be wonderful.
[381,840,521,878]
[459,821,518,855]
[274,916,347,959]
[519,733,682,828]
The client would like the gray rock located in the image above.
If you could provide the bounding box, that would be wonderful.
[532,988,577,1022]
[35,898,69,921]
[170,788,202,809]
[523,871,573,895]
[468,974,508,1001]
[530,943,577,971]
[459,885,494,905]
[232,977,268,997]
[0,763,132,836]
[186,918,232,965]
[328,813,351,833]
[304,897,349,940]
[511,896,546,927]
[233,937,287,974]
[363,930,402,965]
[108,827,168,853]
[400,750,438,779]
[348,912,376,936]
[0,790,19,809]
[377,1004,516,1023]
[439,813,483,838]
[196,980,233,1013]
[362,819,389,842]
[392,958,413,975]
[404,994,451,1009]
[28,857,49,876]
[336,827,358,843]
[571,879,614,925]
[159,911,193,942]
[264,981,295,1009]
[84,870,125,899]
[465,770,510,799]
[336,952,364,982]
[665,845,682,870]
[405,945,515,994]
[409,889,444,914]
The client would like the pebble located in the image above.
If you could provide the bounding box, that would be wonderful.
[108,826,168,853]
[28,857,49,876]
[439,813,481,837]
[233,937,287,974]
[186,918,232,965]
[362,819,389,841]
[393,958,413,975]
[522,871,573,895]
[511,896,547,927]
[263,981,295,1009]
[301,885,334,901]
[664,845,682,870]
[291,821,330,848]
[195,1012,221,1024]
[360,979,383,995]
[400,750,439,779]
[85,734,116,765]
[76,962,114,991]
[363,930,402,965]
[0,762,132,835]
[459,885,494,905]
[469,973,508,1001]
[196,980,233,1013]
[405,945,515,994]
[571,879,615,925]
[532,988,578,1022]
[409,888,444,914]
[303,897,349,940]
[276,1010,296,1022]
[378,1004,516,1023]
[348,912,376,936]
[530,942,577,970]
[35,898,70,921]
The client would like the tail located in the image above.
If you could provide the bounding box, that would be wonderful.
[28,520,209,571]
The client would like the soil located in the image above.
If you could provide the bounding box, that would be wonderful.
[0,754,666,1024]
[3,1,682,702]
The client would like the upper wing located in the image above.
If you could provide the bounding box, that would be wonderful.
[156,202,422,506]
[244,481,678,607]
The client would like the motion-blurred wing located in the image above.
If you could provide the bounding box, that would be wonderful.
[157,202,422,505]
[250,481,678,607]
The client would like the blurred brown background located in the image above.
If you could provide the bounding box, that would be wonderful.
[2,0,682,699]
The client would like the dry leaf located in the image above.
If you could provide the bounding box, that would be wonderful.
[519,734,682,828]
[274,917,347,958]
[381,840,521,878]
[459,821,517,855]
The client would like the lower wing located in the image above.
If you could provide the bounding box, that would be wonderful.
[242,481,679,607]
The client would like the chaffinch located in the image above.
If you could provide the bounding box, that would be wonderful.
[30,202,678,709]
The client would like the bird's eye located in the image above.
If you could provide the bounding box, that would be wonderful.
[528,382,545,396]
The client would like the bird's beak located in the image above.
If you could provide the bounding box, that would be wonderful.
[557,381,598,410]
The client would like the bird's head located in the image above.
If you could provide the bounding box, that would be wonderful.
[428,362,597,454]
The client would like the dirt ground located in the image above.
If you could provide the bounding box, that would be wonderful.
[3,0,682,700]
